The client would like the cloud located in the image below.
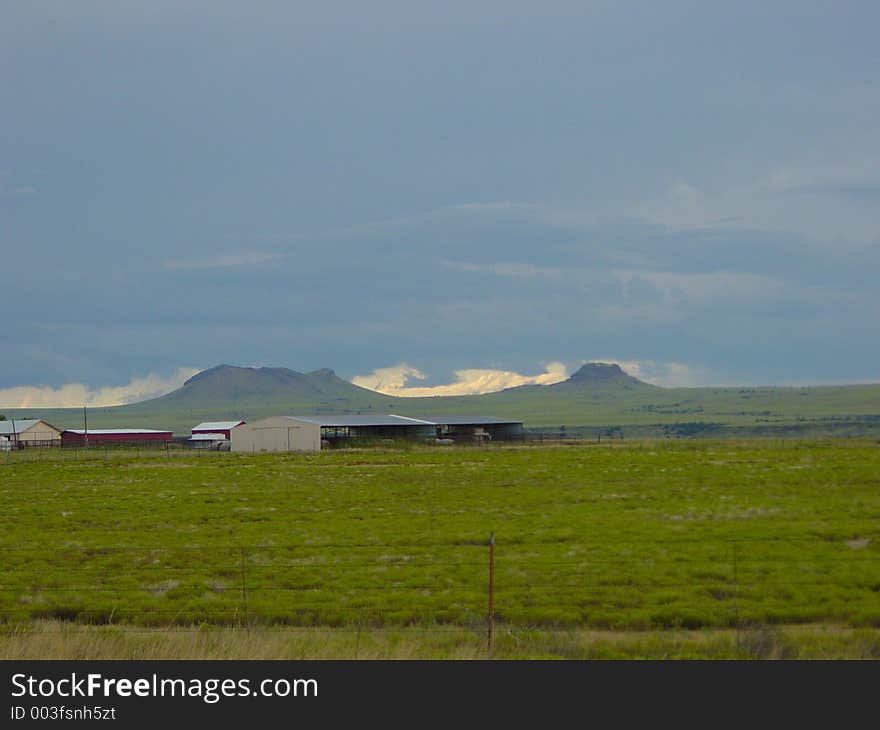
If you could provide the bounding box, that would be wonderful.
[632,160,880,244]
[0,184,37,196]
[443,260,562,278]
[163,251,285,270]
[352,362,568,396]
[351,363,427,392]
[0,367,200,408]
[613,269,786,306]
[754,160,880,197]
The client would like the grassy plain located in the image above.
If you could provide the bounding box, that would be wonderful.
[1,441,879,658]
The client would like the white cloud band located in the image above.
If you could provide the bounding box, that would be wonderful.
[0,367,200,408]
[352,362,568,397]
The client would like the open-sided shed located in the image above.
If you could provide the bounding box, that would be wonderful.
[231,415,433,453]
[230,414,522,452]
[419,415,523,441]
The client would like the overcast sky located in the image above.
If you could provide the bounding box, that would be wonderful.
[2,1,879,404]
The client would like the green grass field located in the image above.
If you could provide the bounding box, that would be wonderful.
[1,441,879,658]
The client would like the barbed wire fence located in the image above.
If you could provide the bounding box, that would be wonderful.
[1,536,877,657]
[1,433,632,464]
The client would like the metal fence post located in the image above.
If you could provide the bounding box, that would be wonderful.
[732,540,740,652]
[487,532,495,657]
[240,547,249,627]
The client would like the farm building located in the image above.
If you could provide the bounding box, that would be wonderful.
[0,419,62,449]
[191,421,246,439]
[231,415,523,453]
[188,420,245,450]
[425,415,523,441]
[188,433,232,450]
[61,429,173,447]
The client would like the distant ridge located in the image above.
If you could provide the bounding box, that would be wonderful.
[12,360,877,438]
[152,361,654,408]
[133,364,390,409]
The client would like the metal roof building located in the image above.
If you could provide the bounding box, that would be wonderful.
[191,421,246,439]
[282,415,433,427]
[412,415,520,425]
[193,420,246,431]
[412,415,523,442]
[63,429,172,435]
[231,414,523,453]
[61,429,173,447]
[0,419,62,449]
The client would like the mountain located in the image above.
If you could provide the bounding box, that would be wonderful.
[547,362,658,391]
[5,362,880,437]
[144,365,386,408]
[136,362,655,414]
[560,362,652,388]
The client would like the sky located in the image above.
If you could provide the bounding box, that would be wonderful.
[2,1,879,406]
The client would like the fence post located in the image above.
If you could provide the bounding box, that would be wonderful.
[487,532,495,657]
[732,540,740,652]
[240,547,249,627]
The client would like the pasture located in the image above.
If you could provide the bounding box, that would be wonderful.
[1,440,879,658]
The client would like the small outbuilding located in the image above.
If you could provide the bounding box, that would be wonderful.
[187,433,232,450]
[188,420,244,450]
[191,421,246,439]
[0,419,62,449]
[61,429,173,447]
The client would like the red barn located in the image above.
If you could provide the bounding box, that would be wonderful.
[61,429,173,447]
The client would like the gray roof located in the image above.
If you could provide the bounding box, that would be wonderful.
[192,421,245,431]
[406,415,522,426]
[65,429,171,435]
[284,415,434,428]
[0,419,46,435]
[279,414,520,428]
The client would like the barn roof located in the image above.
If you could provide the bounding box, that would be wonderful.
[64,429,171,435]
[0,419,47,435]
[192,421,245,431]
[276,414,520,427]
[399,415,522,426]
[284,415,434,427]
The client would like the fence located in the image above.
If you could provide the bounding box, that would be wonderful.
[2,435,623,464]
[0,439,61,450]
[2,536,877,645]
[3,441,190,463]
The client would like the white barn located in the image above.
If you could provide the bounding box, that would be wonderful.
[0,419,62,449]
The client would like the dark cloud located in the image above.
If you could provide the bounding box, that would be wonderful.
[2,2,879,388]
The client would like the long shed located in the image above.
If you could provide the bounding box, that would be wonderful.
[230,414,522,453]
[61,429,173,447]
